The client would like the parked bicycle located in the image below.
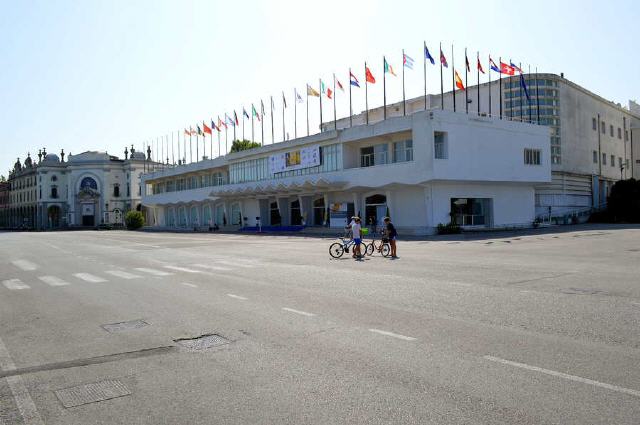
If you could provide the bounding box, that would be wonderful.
[365,225,391,257]
[329,236,370,259]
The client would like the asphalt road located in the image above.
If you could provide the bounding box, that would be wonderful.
[0,225,639,424]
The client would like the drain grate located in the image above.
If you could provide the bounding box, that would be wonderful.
[101,319,149,333]
[561,287,608,296]
[55,379,131,408]
[174,333,230,351]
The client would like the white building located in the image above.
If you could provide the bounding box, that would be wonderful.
[141,109,550,235]
[7,147,149,229]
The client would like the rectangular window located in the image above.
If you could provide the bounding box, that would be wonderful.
[524,148,541,165]
[611,155,615,167]
[434,131,448,159]
[450,198,493,227]
[593,150,598,164]
[618,128,622,139]
[618,157,623,168]
[610,125,614,137]
[602,153,607,165]
[592,118,597,130]
[392,140,413,163]
[360,144,388,167]
[625,130,629,141]
[601,121,605,134]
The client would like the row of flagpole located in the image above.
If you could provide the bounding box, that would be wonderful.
[142,41,542,173]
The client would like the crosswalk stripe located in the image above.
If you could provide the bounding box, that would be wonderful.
[11,260,38,271]
[73,273,107,283]
[2,279,30,290]
[134,268,172,276]
[104,270,141,280]
[38,276,70,287]
[164,265,201,273]
[191,264,232,272]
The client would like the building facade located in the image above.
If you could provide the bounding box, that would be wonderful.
[0,180,8,228]
[6,148,149,230]
[142,110,550,234]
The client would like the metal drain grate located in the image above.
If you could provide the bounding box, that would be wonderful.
[55,379,131,408]
[174,334,230,351]
[101,319,149,333]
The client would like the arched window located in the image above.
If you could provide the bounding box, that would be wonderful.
[80,177,97,190]
[51,175,57,182]
[50,185,58,199]
[113,184,120,197]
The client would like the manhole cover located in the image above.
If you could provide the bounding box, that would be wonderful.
[174,334,230,351]
[55,379,131,408]
[101,319,149,333]
[561,288,608,296]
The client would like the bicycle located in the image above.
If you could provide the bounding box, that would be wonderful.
[365,226,391,257]
[329,237,369,259]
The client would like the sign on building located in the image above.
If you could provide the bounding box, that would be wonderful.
[269,145,320,174]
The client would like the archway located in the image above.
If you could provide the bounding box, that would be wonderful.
[365,194,387,229]
[48,205,61,229]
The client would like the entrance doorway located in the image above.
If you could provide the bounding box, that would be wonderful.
[48,205,61,228]
[313,198,325,226]
[291,200,302,225]
[365,194,387,229]
[270,201,281,226]
[81,203,95,227]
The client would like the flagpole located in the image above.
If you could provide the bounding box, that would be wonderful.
[224,120,228,154]
[319,78,323,131]
[210,120,213,158]
[172,132,174,165]
[177,131,181,165]
[333,73,337,130]
[217,118,221,157]
[282,92,286,141]
[196,131,199,162]
[452,44,456,113]
[383,56,387,120]
[535,67,540,124]
[306,89,309,136]
[519,62,523,122]
[252,105,255,142]
[233,113,237,141]
[294,90,297,138]
[270,96,274,144]
[439,43,444,110]
[465,48,469,114]
[260,101,264,145]
[161,135,164,169]
[349,68,353,127]
[402,50,406,116]
[488,56,492,118]
[499,56,503,120]
[365,61,369,125]
[242,111,245,141]
[528,65,532,123]
[477,52,480,115]
[189,130,192,163]
[423,42,427,111]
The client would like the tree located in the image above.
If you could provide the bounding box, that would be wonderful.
[229,139,261,153]
[607,178,640,223]
[0,175,6,182]
[125,210,145,230]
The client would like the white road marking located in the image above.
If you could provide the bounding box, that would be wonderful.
[2,279,30,290]
[227,294,248,300]
[214,260,255,268]
[38,276,70,287]
[483,355,640,398]
[11,260,38,271]
[191,264,232,271]
[134,268,173,276]
[164,265,201,273]
[104,270,142,280]
[180,282,198,288]
[368,329,417,341]
[0,335,45,425]
[282,307,315,317]
[73,273,107,283]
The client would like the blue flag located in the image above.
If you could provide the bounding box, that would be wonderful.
[424,45,435,65]
[520,74,530,100]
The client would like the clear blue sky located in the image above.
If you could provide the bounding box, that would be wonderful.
[1,0,638,174]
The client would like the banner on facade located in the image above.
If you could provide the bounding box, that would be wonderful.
[269,145,320,174]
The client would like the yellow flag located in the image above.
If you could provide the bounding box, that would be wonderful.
[307,84,320,97]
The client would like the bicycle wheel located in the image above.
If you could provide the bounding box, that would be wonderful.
[381,243,391,257]
[329,242,345,258]
[365,242,374,256]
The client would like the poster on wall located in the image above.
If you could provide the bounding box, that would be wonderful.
[329,203,348,228]
[269,145,320,174]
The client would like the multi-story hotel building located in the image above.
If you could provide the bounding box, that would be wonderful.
[141,109,550,234]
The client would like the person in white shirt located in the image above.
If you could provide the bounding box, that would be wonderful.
[351,217,363,259]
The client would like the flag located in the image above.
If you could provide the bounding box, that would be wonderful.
[196,125,202,135]
[252,104,260,121]
[500,62,515,75]
[365,67,376,83]
[296,90,304,103]
[510,62,522,73]
[218,117,227,129]
[384,58,397,76]
[307,84,320,97]
[327,87,333,99]
[455,70,465,90]
[465,54,470,72]
[282,92,287,108]
[212,120,220,132]
[184,128,190,136]
[225,114,234,127]
[424,45,435,65]
[234,111,239,126]
[320,80,326,94]
[336,78,344,91]
[477,57,485,74]
[203,123,212,135]
[350,72,360,87]
[489,56,500,73]
[440,49,448,67]
[243,108,250,119]
[403,53,415,70]
[520,74,530,100]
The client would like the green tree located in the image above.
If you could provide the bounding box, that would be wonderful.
[0,175,6,182]
[125,210,145,230]
[229,139,261,153]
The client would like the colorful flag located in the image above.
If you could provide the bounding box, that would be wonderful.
[327,87,333,99]
[489,56,500,73]
[307,84,320,97]
[282,92,287,108]
[203,122,212,135]
[252,104,260,121]
[455,71,465,90]
[510,62,522,74]
[384,58,397,76]
[218,117,227,129]
[196,125,202,135]
[477,57,485,74]
[424,45,435,65]
[243,108,250,119]
[350,72,360,87]
[336,78,344,91]
[234,111,239,126]
[500,62,516,75]
[320,80,326,94]
[520,74,530,100]
[296,90,304,103]
[365,67,376,83]
[465,54,470,73]
[403,53,415,70]
[440,49,448,68]
[184,128,190,136]
[212,120,220,132]
[225,114,235,127]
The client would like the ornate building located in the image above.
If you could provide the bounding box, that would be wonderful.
[6,147,149,229]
